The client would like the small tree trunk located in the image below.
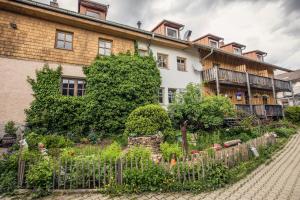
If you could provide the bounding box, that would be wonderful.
[181,120,188,156]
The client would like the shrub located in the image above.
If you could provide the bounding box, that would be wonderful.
[125,146,151,161]
[205,163,231,189]
[26,159,53,197]
[0,153,18,194]
[274,127,297,138]
[26,132,43,150]
[124,104,172,137]
[285,106,300,124]
[101,142,122,161]
[84,54,161,136]
[4,121,18,136]
[26,133,74,150]
[160,142,183,160]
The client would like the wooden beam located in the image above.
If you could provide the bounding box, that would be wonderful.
[214,66,220,95]
[271,78,277,104]
[290,81,295,106]
[245,72,253,114]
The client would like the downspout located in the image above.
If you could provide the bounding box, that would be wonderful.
[199,47,214,65]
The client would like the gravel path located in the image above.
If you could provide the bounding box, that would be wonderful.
[2,133,300,200]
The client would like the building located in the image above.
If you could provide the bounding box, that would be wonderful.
[0,0,293,134]
[276,69,300,106]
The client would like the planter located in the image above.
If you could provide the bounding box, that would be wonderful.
[1,134,17,147]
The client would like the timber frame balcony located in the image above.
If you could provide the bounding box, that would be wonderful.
[201,67,292,92]
[236,104,283,118]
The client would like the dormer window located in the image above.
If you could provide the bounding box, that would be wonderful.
[257,54,264,62]
[166,27,178,39]
[209,39,219,48]
[86,10,100,18]
[234,47,242,55]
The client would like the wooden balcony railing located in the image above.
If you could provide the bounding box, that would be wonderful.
[235,104,283,117]
[201,67,291,92]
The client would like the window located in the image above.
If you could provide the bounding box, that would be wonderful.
[177,57,187,71]
[55,31,73,50]
[138,49,148,57]
[157,53,168,68]
[233,47,242,55]
[62,78,86,96]
[209,39,219,48]
[86,10,100,18]
[257,54,264,62]
[166,27,178,38]
[99,39,112,56]
[159,88,164,104]
[168,88,177,103]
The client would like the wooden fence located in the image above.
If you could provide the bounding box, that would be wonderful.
[18,134,276,190]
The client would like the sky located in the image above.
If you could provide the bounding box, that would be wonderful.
[36,0,300,71]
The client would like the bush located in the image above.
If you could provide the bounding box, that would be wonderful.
[160,142,183,160]
[205,163,231,189]
[4,121,18,136]
[125,146,151,161]
[101,142,122,161]
[0,153,18,194]
[26,133,74,150]
[274,127,297,138]
[26,159,53,197]
[84,54,161,136]
[285,106,300,124]
[124,104,172,137]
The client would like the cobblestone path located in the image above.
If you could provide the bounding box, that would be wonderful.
[2,133,300,200]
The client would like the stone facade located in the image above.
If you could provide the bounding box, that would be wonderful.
[127,134,164,153]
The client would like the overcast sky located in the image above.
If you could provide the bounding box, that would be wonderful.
[36,0,300,71]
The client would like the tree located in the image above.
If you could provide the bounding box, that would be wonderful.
[83,53,161,136]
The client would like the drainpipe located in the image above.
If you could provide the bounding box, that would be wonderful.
[199,47,214,65]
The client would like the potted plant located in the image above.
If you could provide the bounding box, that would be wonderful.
[2,121,18,147]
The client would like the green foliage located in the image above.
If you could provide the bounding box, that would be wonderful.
[168,84,235,131]
[4,121,18,136]
[160,142,183,160]
[125,146,151,161]
[285,106,300,124]
[84,54,161,136]
[124,104,171,137]
[273,127,297,138]
[26,159,53,197]
[0,153,18,194]
[101,142,122,161]
[196,131,221,150]
[204,163,231,188]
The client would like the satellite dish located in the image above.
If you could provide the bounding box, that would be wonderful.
[183,30,192,41]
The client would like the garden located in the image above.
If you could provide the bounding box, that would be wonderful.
[0,52,299,198]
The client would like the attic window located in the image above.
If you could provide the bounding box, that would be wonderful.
[234,47,242,55]
[257,54,264,62]
[86,10,100,18]
[166,27,178,38]
[209,39,219,48]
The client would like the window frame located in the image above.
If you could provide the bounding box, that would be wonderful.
[168,88,177,104]
[55,30,74,51]
[85,9,101,18]
[177,56,187,71]
[257,54,264,62]
[233,47,242,55]
[98,39,112,56]
[165,26,179,39]
[158,87,164,104]
[61,77,86,97]
[157,53,169,69]
[209,39,219,48]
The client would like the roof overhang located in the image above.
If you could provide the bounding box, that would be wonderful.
[193,34,224,42]
[151,20,185,32]
[221,42,246,49]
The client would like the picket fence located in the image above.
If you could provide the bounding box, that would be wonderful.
[17,134,276,190]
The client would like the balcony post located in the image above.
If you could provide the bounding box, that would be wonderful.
[271,78,277,104]
[245,72,253,114]
[290,81,295,106]
[214,66,220,95]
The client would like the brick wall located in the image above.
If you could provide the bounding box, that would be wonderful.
[0,10,135,65]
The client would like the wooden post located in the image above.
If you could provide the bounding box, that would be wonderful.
[214,66,220,95]
[290,81,295,106]
[246,72,253,114]
[271,78,277,104]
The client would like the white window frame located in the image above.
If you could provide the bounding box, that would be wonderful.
[165,26,179,39]
[209,39,219,48]
[99,39,112,56]
[257,54,264,62]
[233,47,242,55]
[168,88,177,103]
[157,53,168,69]
[158,88,164,104]
[177,57,187,71]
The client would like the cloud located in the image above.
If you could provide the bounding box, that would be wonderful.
[34,0,300,70]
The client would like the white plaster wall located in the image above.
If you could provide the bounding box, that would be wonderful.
[149,44,202,106]
[0,57,85,128]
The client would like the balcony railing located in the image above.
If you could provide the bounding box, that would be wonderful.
[201,68,291,92]
[236,104,283,117]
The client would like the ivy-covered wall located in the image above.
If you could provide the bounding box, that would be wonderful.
[25,53,161,138]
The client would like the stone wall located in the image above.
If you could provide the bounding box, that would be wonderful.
[127,134,163,153]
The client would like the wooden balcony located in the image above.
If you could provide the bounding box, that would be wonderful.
[202,68,291,92]
[236,104,283,117]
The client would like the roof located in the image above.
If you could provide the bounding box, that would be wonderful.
[193,34,224,42]
[1,0,293,73]
[243,50,267,56]
[78,0,108,13]
[221,42,246,49]
[151,20,185,32]
[275,69,300,81]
